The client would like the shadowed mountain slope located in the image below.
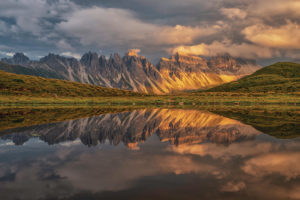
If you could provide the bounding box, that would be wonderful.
[0,70,141,97]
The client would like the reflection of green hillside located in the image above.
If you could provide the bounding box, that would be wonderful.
[212,109,300,138]
[0,107,137,132]
[1,106,300,139]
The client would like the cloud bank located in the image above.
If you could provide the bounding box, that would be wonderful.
[0,0,299,63]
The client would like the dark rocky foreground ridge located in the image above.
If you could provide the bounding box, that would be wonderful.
[1,51,261,94]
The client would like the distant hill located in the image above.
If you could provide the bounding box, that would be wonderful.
[0,61,64,79]
[207,62,300,93]
[0,70,141,97]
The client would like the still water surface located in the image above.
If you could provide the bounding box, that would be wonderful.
[0,108,300,200]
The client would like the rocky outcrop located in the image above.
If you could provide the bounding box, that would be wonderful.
[1,53,30,65]
[208,53,260,76]
[0,51,261,94]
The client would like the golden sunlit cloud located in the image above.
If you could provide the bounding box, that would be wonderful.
[59,7,221,49]
[250,0,300,18]
[157,25,220,45]
[171,40,279,59]
[243,21,300,49]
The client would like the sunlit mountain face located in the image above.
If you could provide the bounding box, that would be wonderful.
[1,109,300,200]
[0,51,261,94]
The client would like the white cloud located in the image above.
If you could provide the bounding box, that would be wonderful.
[0,51,14,57]
[0,0,299,61]
[57,39,74,50]
[60,52,81,59]
[57,7,220,50]
[0,0,77,37]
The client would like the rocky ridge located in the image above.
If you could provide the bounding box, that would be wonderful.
[1,51,261,94]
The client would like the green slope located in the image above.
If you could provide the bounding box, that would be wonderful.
[212,109,300,138]
[208,62,300,93]
[0,70,142,97]
[0,61,64,79]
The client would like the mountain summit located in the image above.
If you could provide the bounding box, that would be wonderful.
[1,53,30,65]
[0,51,261,94]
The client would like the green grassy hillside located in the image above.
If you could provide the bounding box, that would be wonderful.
[0,70,142,97]
[207,62,300,93]
[212,108,300,138]
[0,61,64,79]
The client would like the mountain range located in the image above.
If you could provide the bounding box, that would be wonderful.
[0,50,261,94]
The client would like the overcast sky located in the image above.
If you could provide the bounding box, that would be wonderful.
[0,0,299,64]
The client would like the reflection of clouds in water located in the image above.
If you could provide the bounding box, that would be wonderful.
[59,139,81,147]
[57,143,217,192]
[0,137,300,200]
[242,152,300,180]
[170,141,277,160]
[0,141,14,146]
[221,181,246,192]
[0,109,300,200]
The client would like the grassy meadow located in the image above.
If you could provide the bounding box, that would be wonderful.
[0,92,300,106]
[1,62,300,106]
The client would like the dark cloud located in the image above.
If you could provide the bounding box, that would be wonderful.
[0,0,299,64]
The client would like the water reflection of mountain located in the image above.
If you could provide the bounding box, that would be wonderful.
[0,109,261,147]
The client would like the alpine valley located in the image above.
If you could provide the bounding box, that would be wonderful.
[0,50,261,94]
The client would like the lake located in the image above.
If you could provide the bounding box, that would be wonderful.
[0,108,300,200]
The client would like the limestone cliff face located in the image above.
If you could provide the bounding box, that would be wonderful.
[158,53,233,92]
[1,51,261,94]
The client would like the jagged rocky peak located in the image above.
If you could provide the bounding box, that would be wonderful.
[108,53,122,67]
[174,52,206,64]
[1,52,30,65]
[123,49,149,68]
[161,52,206,65]
[208,53,258,73]
[12,52,30,64]
[99,55,107,65]
[80,51,99,67]
[40,53,64,62]
[157,52,209,73]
